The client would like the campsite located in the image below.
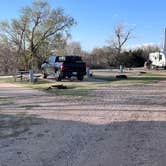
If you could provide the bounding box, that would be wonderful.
[0,0,166,165]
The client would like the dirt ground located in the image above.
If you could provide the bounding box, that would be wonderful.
[0,80,166,166]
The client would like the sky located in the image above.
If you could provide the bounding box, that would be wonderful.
[0,0,166,51]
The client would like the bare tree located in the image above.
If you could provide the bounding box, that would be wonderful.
[110,23,133,54]
[0,16,28,73]
[141,44,160,60]
[0,39,17,75]
[102,46,117,66]
[66,41,82,55]
[90,48,104,66]
[107,23,134,66]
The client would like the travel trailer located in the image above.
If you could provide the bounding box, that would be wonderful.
[149,28,166,69]
[149,51,166,69]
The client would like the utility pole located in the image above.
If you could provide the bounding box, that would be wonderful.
[163,28,166,51]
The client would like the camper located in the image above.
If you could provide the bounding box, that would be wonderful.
[149,51,166,69]
[149,28,166,69]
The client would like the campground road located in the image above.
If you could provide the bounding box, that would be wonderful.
[0,81,166,166]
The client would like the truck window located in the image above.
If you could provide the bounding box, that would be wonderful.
[56,56,66,62]
[56,56,82,62]
[159,54,162,60]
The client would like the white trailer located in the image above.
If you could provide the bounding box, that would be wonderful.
[149,51,166,68]
[149,28,166,69]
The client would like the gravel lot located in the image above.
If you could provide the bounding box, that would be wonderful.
[0,80,166,166]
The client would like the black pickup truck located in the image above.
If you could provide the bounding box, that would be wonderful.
[41,55,86,81]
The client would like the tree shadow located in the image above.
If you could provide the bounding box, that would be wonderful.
[0,113,43,139]
[0,113,166,165]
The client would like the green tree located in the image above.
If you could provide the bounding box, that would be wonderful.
[0,0,76,71]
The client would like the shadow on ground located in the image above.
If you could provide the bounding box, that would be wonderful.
[0,113,166,166]
[0,114,43,139]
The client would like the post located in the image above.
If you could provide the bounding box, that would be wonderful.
[164,28,166,51]
[20,71,23,81]
[29,70,34,83]
[86,65,90,77]
[120,65,123,73]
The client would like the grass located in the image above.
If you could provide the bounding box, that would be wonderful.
[93,72,166,86]
[0,77,90,97]
[16,81,92,97]
[0,71,166,97]
[0,76,96,97]
[0,77,14,83]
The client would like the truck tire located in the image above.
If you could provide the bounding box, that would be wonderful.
[56,70,62,81]
[77,75,84,81]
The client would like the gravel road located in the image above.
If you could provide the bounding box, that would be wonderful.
[0,81,166,166]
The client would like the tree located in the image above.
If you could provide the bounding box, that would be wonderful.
[102,46,117,66]
[110,23,133,54]
[0,16,28,72]
[0,39,17,74]
[0,0,76,71]
[107,23,134,66]
[90,48,105,67]
[141,44,160,60]
[66,41,82,55]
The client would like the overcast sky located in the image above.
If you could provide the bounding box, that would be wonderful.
[0,0,165,51]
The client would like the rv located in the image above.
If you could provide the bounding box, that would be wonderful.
[149,28,166,69]
[149,51,166,69]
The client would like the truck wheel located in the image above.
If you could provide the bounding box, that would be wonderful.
[56,70,62,81]
[77,75,84,81]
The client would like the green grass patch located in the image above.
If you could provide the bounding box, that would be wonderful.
[0,71,166,96]
[0,78,93,97]
[93,72,166,86]
[0,77,14,83]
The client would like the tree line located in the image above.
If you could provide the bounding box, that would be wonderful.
[0,0,160,75]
